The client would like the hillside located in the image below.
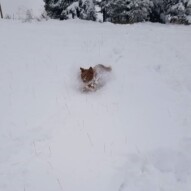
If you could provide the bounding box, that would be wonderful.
[0,19,191,191]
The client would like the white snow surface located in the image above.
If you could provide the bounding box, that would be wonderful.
[0,19,191,191]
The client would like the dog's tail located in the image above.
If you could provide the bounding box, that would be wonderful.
[95,64,112,72]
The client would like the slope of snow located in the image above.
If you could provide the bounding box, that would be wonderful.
[0,19,191,191]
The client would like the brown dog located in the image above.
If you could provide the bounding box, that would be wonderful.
[80,64,112,91]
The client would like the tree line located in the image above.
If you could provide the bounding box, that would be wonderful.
[44,0,191,24]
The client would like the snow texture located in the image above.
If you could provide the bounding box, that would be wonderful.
[0,19,191,191]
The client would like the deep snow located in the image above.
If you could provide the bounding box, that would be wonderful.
[0,19,191,191]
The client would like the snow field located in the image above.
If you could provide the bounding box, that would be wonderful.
[0,19,191,191]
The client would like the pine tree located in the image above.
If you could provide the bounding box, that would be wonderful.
[79,0,97,21]
[185,0,191,15]
[152,0,191,24]
[24,9,33,22]
[44,0,97,21]
[101,0,153,24]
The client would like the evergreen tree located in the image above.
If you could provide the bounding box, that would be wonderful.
[44,0,96,21]
[79,0,97,21]
[101,0,153,24]
[152,0,191,24]
[24,9,33,22]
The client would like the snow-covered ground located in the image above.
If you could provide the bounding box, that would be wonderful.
[0,19,191,191]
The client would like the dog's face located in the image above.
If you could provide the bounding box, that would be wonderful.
[80,67,94,83]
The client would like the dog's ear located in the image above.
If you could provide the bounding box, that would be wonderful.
[89,67,93,72]
[80,67,85,72]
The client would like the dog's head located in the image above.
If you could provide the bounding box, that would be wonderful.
[80,67,94,83]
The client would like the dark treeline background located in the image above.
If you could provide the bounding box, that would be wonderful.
[44,0,191,24]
